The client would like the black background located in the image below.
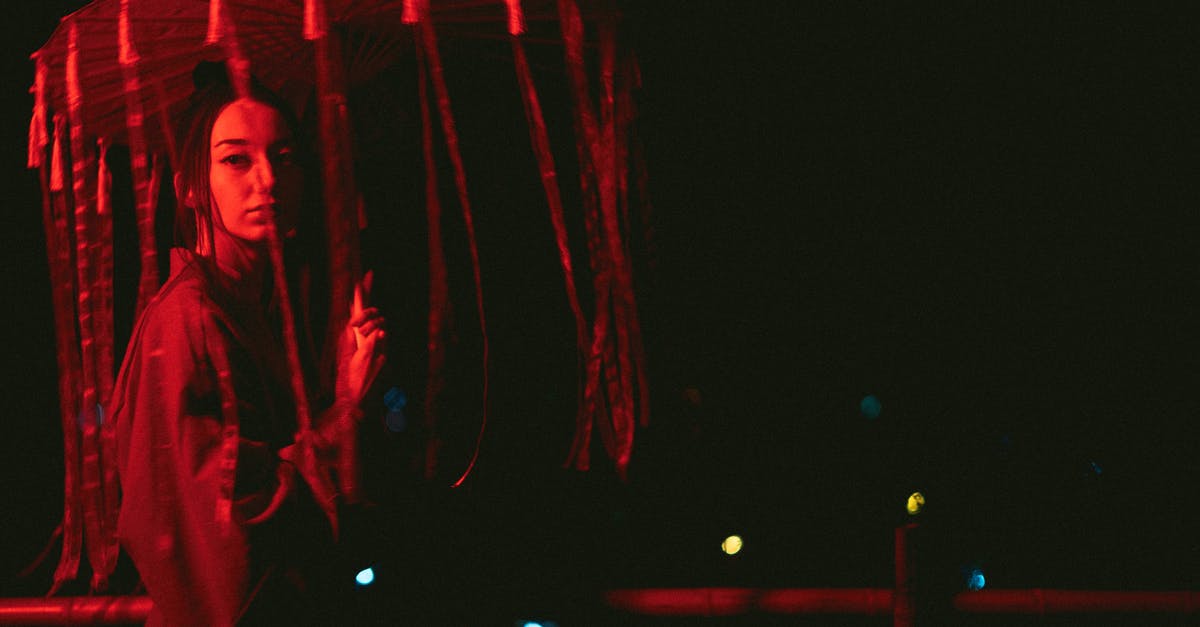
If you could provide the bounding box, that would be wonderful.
[2,1,1197,622]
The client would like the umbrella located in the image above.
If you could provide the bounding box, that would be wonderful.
[27,0,648,593]
[30,0,579,147]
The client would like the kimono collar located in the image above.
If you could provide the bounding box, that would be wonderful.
[169,247,275,313]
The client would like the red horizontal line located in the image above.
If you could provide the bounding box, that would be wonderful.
[1,589,1197,623]
[954,589,1200,614]
[0,597,152,625]
[605,588,1200,617]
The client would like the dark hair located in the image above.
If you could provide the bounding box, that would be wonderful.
[172,62,308,254]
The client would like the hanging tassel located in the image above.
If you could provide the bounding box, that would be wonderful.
[512,38,589,464]
[505,0,526,36]
[94,138,115,403]
[50,119,65,194]
[118,0,139,66]
[303,0,328,41]
[266,224,340,537]
[96,140,111,218]
[558,0,612,473]
[46,113,84,596]
[120,2,160,315]
[596,17,637,477]
[206,0,251,98]
[569,270,611,471]
[415,35,449,480]
[598,317,624,464]
[93,136,121,584]
[402,0,427,25]
[557,0,601,155]
[564,102,606,472]
[512,41,587,349]
[132,154,161,315]
[419,19,490,488]
[557,0,646,479]
[311,23,365,502]
[617,52,651,428]
[66,21,111,591]
[314,28,360,382]
[28,56,48,169]
[205,0,224,45]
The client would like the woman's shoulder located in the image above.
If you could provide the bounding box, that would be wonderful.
[131,249,223,346]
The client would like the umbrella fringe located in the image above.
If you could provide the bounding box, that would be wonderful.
[67,23,115,592]
[415,32,449,481]
[304,0,329,40]
[28,57,49,169]
[312,26,366,501]
[511,38,589,468]
[94,137,121,586]
[44,114,85,594]
[505,0,525,36]
[118,22,161,316]
[417,19,490,488]
[556,0,647,479]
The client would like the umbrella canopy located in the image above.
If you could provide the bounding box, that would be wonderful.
[30,0,572,150]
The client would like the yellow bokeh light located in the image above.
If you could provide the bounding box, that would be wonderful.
[906,491,925,515]
[721,535,743,555]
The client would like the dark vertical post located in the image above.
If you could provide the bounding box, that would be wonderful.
[894,523,917,627]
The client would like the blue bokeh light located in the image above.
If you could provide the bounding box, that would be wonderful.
[355,567,375,586]
[383,386,408,412]
[966,568,986,591]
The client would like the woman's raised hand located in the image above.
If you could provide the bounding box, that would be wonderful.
[335,270,386,407]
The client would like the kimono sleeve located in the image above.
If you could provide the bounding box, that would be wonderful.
[113,294,249,627]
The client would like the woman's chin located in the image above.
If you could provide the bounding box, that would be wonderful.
[219,229,271,251]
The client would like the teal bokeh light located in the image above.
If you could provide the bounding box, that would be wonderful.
[860,394,882,419]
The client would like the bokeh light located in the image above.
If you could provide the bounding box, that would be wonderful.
[967,567,986,591]
[383,386,408,412]
[860,394,882,419]
[721,535,744,555]
[355,567,375,586]
[906,492,925,515]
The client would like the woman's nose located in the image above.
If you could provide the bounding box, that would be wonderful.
[252,158,275,192]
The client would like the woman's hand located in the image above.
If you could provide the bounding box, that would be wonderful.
[335,270,386,407]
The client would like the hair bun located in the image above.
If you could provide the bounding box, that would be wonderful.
[192,61,229,91]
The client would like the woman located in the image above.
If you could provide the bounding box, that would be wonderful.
[112,67,384,626]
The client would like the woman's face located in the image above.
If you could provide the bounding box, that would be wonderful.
[208,98,302,243]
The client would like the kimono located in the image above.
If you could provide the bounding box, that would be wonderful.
[114,248,333,626]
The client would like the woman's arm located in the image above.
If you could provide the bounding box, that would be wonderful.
[114,295,250,627]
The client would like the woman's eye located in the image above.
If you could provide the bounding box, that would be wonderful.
[220,153,251,168]
[274,149,297,167]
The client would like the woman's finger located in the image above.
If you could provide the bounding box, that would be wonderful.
[349,307,381,327]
